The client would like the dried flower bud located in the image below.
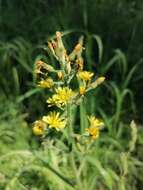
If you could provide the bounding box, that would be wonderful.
[56,31,62,38]
[35,60,55,75]
[66,62,71,75]
[69,36,84,71]
[53,31,67,63]
[48,42,56,56]
[74,43,82,52]
[76,58,84,70]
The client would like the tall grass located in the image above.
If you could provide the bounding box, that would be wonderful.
[0,0,143,118]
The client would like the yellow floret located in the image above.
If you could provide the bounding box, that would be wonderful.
[86,116,104,140]
[42,112,66,130]
[77,71,94,81]
[47,87,75,107]
[88,116,104,128]
[38,78,54,88]
[79,86,86,95]
[86,126,100,139]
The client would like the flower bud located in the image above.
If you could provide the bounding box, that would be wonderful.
[57,71,64,79]
[79,86,86,95]
[90,77,105,89]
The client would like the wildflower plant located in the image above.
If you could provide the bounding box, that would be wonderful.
[33,31,105,141]
[0,32,141,190]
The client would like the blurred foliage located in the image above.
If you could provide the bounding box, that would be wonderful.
[0,100,143,189]
[0,0,143,59]
[0,0,143,119]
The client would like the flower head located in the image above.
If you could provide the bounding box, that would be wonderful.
[33,120,46,136]
[57,71,64,79]
[86,116,104,139]
[77,71,94,81]
[86,126,100,139]
[42,112,66,130]
[38,78,54,88]
[55,87,75,103]
[88,116,104,128]
[47,94,60,107]
[47,87,75,107]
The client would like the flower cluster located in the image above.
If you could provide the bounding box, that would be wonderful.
[33,31,105,140]
[86,116,104,139]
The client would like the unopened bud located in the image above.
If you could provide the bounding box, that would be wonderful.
[96,77,105,85]
[79,86,86,95]
[90,77,105,89]
[57,71,63,79]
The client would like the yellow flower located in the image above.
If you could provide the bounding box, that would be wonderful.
[86,116,104,139]
[86,126,100,139]
[55,87,75,103]
[33,120,46,136]
[47,87,75,107]
[88,116,104,128]
[77,71,94,81]
[47,94,59,107]
[42,112,66,130]
[79,86,86,95]
[38,78,54,88]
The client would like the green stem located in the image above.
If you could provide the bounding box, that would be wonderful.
[67,103,83,190]
[70,152,83,190]
[80,97,88,133]
[67,103,73,140]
